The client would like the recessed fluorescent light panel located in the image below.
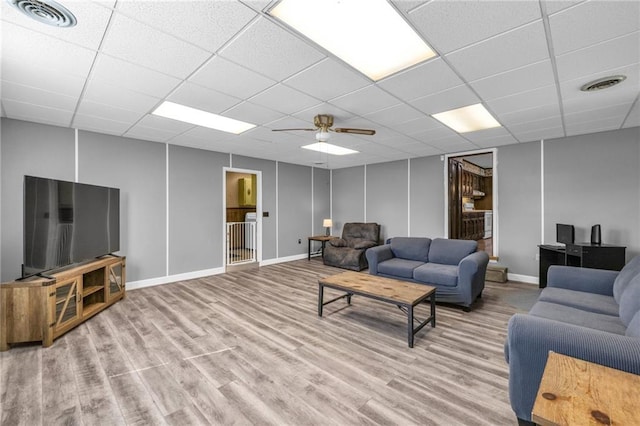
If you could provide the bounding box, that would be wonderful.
[270,0,436,81]
[302,142,358,156]
[431,103,501,133]
[152,101,255,134]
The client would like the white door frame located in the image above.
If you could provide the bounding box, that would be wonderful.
[223,167,263,266]
[443,147,498,257]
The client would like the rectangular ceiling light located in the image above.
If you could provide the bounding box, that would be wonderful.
[302,142,358,155]
[270,0,436,81]
[431,103,501,133]
[152,101,255,134]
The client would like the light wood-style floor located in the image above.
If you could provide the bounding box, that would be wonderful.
[0,259,538,425]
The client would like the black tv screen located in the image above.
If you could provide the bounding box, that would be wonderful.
[23,176,120,278]
[556,223,575,245]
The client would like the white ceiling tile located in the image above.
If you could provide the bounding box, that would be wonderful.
[74,100,142,124]
[512,126,565,142]
[410,85,480,116]
[135,115,196,134]
[377,58,464,101]
[472,134,518,148]
[427,135,479,152]
[504,116,563,135]
[364,104,425,127]
[565,115,624,136]
[264,116,315,131]
[224,101,285,125]
[124,124,184,143]
[168,82,241,114]
[284,58,370,101]
[249,84,321,115]
[2,22,96,77]
[398,143,443,157]
[219,17,325,81]
[555,32,640,82]
[83,80,161,113]
[549,1,640,55]
[470,60,555,101]
[445,20,549,82]
[189,56,276,99]
[488,85,559,116]
[2,99,73,127]
[330,85,401,116]
[562,89,639,116]
[499,103,562,125]
[101,12,211,78]
[396,115,444,136]
[1,81,78,111]
[115,1,257,53]
[90,54,182,98]
[391,1,430,13]
[72,114,133,136]
[462,127,517,144]
[622,101,640,128]
[408,0,541,54]
[544,1,585,15]
[177,125,238,144]
[1,57,86,98]
[292,104,355,124]
[414,125,463,144]
[1,0,113,50]
[564,102,633,126]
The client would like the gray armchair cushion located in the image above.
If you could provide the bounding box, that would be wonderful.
[619,275,640,326]
[528,301,627,335]
[329,238,347,247]
[614,255,640,302]
[342,222,380,242]
[627,311,640,338]
[378,258,424,279]
[428,238,477,265]
[389,237,431,262]
[350,238,377,249]
[413,263,458,287]
[538,287,620,316]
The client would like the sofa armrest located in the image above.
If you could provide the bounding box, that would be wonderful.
[457,251,490,304]
[547,265,618,295]
[365,245,394,275]
[505,313,640,421]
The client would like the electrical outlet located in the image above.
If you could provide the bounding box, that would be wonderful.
[298,238,301,244]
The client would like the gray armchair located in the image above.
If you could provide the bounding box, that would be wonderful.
[323,222,380,271]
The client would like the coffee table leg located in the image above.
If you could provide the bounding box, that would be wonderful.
[318,284,324,317]
[408,305,414,348]
[431,294,436,327]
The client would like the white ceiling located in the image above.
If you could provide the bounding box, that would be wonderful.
[1,0,638,169]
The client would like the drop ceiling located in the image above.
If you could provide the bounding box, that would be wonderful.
[1,0,638,169]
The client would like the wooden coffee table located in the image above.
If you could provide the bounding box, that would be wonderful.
[318,271,436,348]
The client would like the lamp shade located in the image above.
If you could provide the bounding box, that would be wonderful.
[323,219,332,228]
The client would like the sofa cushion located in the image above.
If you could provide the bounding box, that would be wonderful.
[618,275,640,326]
[413,263,458,287]
[350,238,377,250]
[538,287,620,317]
[390,237,431,262]
[613,255,640,302]
[330,238,347,247]
[428,238,477,265]
[378,258,424,279]
[626,311,640,338]
[529,301,627,335]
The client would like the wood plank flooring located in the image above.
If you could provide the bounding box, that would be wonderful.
[0,259,537,425]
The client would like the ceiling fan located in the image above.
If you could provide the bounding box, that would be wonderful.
[272,114,376,141]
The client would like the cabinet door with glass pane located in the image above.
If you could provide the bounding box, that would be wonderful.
[50,277,81,338]
[107,260,125,302]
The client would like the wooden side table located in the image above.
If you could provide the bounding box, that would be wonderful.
[532,352,640,426]
[308,235,334,260]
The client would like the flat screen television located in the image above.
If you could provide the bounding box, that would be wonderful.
[556,223,575,245]
[23,176,120,278]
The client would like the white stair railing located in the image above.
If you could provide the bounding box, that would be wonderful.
[226,221,256,265]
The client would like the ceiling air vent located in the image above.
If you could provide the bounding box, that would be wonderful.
[580,75,626,92]
[6,0,77,27]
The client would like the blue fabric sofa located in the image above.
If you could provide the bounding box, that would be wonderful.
[365,237,490,310]
[505,256,640,424]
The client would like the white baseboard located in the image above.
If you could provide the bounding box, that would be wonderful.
[127,267,225,290]
[507,273,539,285]
[260,253,308,266]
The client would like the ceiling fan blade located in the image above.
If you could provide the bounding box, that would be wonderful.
[271,128,317,132]
[333,128,376,136]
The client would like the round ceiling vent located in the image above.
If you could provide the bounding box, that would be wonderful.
[7,0,77,27]
[580,75,626,92]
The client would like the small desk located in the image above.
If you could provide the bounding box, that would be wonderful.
[538,243,625,288]
[308,235,334,261]
[532,352,640,426]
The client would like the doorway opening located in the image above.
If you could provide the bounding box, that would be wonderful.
[445,150,497,258]
[224,169,261,271]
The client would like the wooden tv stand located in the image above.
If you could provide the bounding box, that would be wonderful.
[0,255,126,351]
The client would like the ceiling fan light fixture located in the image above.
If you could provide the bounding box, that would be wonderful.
[152,101,255,134]
[432,103,501,133]
[302,142,358,156]
[270,0,436,81]
[315,130,331,142]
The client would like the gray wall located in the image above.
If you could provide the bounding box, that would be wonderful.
[313,167,330,236]
[331,166,365,235]
[544,127,640,259]
[278,162,312,257]
[1,119,75,280]
[409,156,445,238]
[366,160,408,241]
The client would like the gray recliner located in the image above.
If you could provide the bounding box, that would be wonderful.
[323,222,380,271]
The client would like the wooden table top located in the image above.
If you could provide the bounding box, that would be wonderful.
[308,235,335,242]
[319,271,435,305]
[532,351,640,426]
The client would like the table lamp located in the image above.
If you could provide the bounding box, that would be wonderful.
[323,219,332,236]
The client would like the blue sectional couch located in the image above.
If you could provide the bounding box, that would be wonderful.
[365,237,490,310]
[505,256,640,424]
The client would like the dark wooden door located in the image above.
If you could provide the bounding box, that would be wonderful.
[448,159,462,239]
